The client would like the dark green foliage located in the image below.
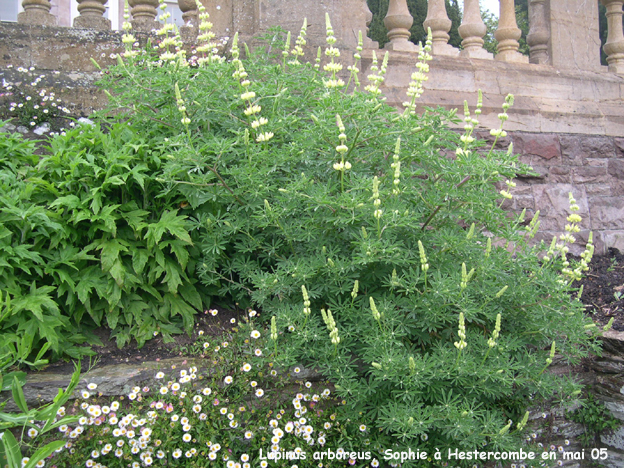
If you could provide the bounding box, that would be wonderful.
[0,128,88,362]
[515,0,529,55]
[0,120,204,357]
[569,393,621,447]
[38,124,203,348]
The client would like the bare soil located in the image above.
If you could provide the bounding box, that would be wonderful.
[41,305,243,374]
[575,247,624,332]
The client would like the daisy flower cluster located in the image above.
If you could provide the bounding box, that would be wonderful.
[28,314,375,468]
[1,65,70,132]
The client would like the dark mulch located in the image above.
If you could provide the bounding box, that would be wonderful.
[575,247,624,332]
[40,305,244,374]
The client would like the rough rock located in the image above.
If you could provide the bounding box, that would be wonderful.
[513,133,561,160]
[0,358,323,412]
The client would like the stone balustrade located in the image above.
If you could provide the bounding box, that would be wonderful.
[7,0,624,75]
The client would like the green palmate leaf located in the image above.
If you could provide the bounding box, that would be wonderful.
[132,248,150,275]
[163,292,196,332]
[75,267,108,305]
[163,239,190,269]
[95,239,129,272]
[125,298,149,321]
[11,375,28,413]
[0,430,22,468]
[106,282,122,310]
[23,440,67,468]
[11,284,59,323]
[145,210,192,248]
[179,282,202,310]
[49,194,81,211]
[90,189,103,215]
[109,258,126,287]
[163,260,183,294]
[106,307,120,330]
[124,208,149,233]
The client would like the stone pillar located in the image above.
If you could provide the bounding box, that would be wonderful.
[459,0,493,59]
[423,0,459,56]
[383,0,418,51]
[178,0,198,41]
[17,0,57,26]
[74,0,111,29]
[494,0,529,62]
[178,0,198,26]
[129,0,160,31]
[548,0,600,71]
[526,0,550,64]
[601,0,624,74]
[361,0,378,48]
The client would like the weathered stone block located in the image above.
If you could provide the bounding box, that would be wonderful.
[602,231,624,254]
[585,184,613,196]
[572,166,609,184]
[589,197,624,230]
[560,135,585,166]
[513,185,534,196]
[614,138,624,156]
[532,184,589,232]
[549,166,572,183]
[512,132,561,160]
[586,158,609,167]
[514,195,535,210]
[608,159,624,180]
[561,135,616,166]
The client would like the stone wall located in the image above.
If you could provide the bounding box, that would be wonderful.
[488,131,624,256]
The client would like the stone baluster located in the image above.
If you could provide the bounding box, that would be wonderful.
[361,0,378,48]
[17,0,57,26]
[423,0,459,56]
[526,0,550,64]
[383,0,417,51]
[74,0,111,29]
[458,0,492,59]
[128,0,160,31]
[601,0,624,73]
[177,0,198,41]
[178,0,198,27]
[494,0,529,62]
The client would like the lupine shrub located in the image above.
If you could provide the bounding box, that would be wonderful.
[89,9,606,464]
